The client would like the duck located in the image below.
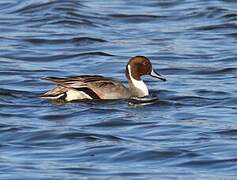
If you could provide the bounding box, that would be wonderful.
[41,56,166,101]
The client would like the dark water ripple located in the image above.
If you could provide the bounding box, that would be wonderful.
[0,0,237,179]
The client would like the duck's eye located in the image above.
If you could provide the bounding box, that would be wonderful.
[143,61,148,66]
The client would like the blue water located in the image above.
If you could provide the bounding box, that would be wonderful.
[0,0,237,179]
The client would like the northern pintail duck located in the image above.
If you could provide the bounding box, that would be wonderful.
[41,56,166,101]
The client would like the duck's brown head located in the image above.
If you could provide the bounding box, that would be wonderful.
[125,56,166,81]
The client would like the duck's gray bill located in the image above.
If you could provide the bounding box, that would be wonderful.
[150,69,166,81]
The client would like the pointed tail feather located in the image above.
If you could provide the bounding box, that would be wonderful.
[40,86,67,100]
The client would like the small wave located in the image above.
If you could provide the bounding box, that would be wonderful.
[0,89,17,98]
[192,23,237,31]
[112,149,183,163]
[61,131,123,142]
[75,52,114,57]
[2,51,113,62]
[11,1,85,15]
[214,129,237,137]
[168,95,220,107]
[195,89,231,97]
[163,66,237,76]
[0,124,22,133]
[24,37,106,45]
[0,88,30,98]
[192,67,237,75]
[84,118,155,128]
[161,67,192,75]
[170,95,215,101]
[222,13,237,21]
[178,158,237,168]
[48,18,96,27]
[225,32,237,39]
[205,6,228,18]
[109,14,163,23]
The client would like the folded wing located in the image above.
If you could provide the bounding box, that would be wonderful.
[41,75,127,100]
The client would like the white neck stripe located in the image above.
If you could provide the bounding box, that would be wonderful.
[128,65,149,96]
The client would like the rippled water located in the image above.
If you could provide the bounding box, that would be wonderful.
[0,0,237,179]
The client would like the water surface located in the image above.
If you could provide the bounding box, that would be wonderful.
[0,0,237,179]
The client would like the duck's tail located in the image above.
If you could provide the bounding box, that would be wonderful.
[40,86,67,100]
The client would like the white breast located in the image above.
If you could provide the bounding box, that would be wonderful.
[128,65,149,96]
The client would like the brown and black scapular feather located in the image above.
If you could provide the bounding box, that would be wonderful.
[44,75,116,84]
[73,87,100,99]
